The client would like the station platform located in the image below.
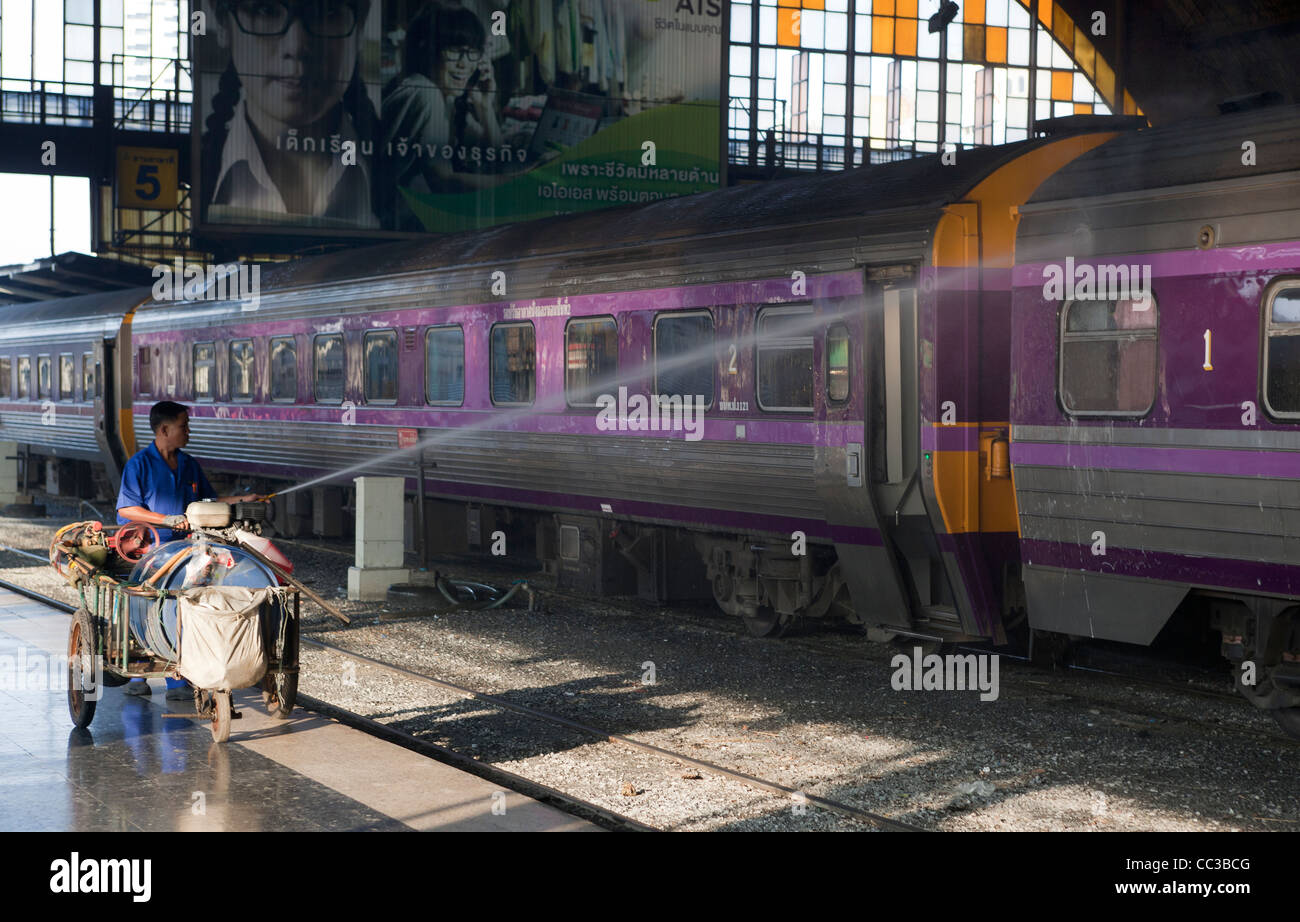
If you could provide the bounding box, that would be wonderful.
[0,590,598,832]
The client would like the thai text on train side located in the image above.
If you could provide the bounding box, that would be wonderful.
[595,387,705,441]
[150,258,261,310]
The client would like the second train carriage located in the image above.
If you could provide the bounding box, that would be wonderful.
[1011,105,1300,730]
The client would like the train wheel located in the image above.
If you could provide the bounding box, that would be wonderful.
[261,671,297,719]
[66,609,97,729]
[743,607,789,638]
[210,692,231,743]
[1269,707,1300,739]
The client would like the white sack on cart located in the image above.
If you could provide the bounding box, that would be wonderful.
[177,586,269,691]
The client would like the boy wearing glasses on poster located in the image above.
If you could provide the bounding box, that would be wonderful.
[382,2,513,227]
[200,0,381,228]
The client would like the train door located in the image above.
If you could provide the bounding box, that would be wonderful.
[814,280,916,632]
[92,339,129,492]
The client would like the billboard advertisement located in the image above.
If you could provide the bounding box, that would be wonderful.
[193,0,723,236]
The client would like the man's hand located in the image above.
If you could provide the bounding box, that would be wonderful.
[162,515,189,531]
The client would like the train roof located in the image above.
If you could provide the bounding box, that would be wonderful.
[1017,103,1300,260]
[254,134,1080,295]
[1026,103,1300,204]
[0,287,149,346]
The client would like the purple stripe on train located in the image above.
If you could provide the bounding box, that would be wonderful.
[1021,539,1300,598]
[1012,241,1300,287]
[136,272,867,340]
[1011,440,1300,478]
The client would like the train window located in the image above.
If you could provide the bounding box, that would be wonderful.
[58,354,74,401]
[313,333,345,403]
[193,343,215,400]
[0,358,9,398]
[1059,296,1157,416]
[490,322,535,406]
[1264,286,1300,417]
[826,324,851,403]
[270,337,297,402]
[37,356,50,399]
[17,357,30,398]
[565,317,618,407]
[82,353,95,400]
[363,330,399,403]
[229,340,255,401]
[425,326,464,406]
[654,311,714,408]
[757,306,814,412]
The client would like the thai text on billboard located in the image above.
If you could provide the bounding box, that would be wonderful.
[194,0,722,234]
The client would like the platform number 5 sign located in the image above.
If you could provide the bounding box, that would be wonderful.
[116,147,178,210]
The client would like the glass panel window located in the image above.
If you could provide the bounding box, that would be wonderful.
[1265,287,1300,416]
[270,337,297,401]
[0,357,9,398]
[425,326,465,405]
[363,330,399,403]
[229,340,255,400]
[654,312,714,408]
[757,306,814,411]
[193,343,215,399]
[82,352,95,400]
[490,323,535,406]
[827,323,850,402]
[314,334,345,403]
[1059,296,1157,415]
[37,356,50,399]
[18,357,31,398]
[59,354,75,400]
[565,317,618,407]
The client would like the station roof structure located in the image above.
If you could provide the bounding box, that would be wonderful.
[1053,0,1300,124]
[0,253,156,305]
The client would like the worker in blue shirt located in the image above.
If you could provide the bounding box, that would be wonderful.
[117,400,256,699]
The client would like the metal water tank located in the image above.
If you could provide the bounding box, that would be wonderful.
[126,540,282,662]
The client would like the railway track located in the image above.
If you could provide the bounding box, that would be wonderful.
[0,566,922,832]
[250,536,1300,748]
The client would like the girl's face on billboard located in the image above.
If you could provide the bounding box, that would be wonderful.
[224,2,362,129]
[438,45,485,93]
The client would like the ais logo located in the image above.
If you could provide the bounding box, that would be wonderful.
[648,0,723,15]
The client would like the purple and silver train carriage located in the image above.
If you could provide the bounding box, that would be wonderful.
[1,103,1297,732]
[1011,105,1300,732]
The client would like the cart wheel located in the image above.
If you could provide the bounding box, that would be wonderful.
[263,601,299,719]
[261,670,297,719]
[210,691,231,743]
[66,609,97,729]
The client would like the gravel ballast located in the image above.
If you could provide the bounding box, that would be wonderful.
[6,511,1298,832]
